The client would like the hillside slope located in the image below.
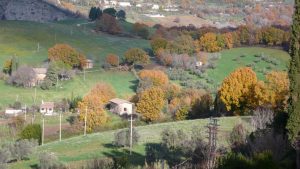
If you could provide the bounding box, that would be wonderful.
[10,116,251,169]
[0,0,75,22]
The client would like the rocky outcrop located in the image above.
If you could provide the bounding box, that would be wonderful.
[0,0,75,22]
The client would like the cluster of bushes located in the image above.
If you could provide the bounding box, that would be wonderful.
[151,25,290,54]
[145,127,225,168]
[0,139,38,168]
[133,23,150,39]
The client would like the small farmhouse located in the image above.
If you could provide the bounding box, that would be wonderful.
[84,59,94,69]
[40,101,55,116]
[5,108,23,117]
[109,98,133,115]
[33,68,47,85]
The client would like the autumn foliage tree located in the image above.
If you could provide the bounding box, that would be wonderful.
[124,48,149,65]
[105,54,119,67]
[78,83,116,131]
[265,71,289,111]
[198,33,222,52]
[139,70,169,87]
[151,37,168,55]
[96,13,121,34]
[48,44,87,69]
[136,87,165,122]
[219,67,258,114]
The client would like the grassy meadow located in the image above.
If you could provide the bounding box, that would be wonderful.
[10,116,251,169]
[0,20,150,67]
[0,20,148,108]
[0,70,137,108]
[182,47,290,92]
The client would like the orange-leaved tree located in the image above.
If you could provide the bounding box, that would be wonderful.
[219,67,258,114]
[139,69,169,87]
[78,83,116,131]
[222,32,234,49]
[199,33,222,52]
[106,54,119,67]
[48,44,87,69]
[136,87,165,122]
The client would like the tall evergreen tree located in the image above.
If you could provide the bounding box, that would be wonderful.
[95,7,102,19]
[88,7,97,20]
[287,0,300,143]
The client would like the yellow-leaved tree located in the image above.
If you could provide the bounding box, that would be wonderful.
[136,87,165,122]
[78,83,116,131]
[265,71,289,111]
[219,67,257,114]
[139,70,169,86]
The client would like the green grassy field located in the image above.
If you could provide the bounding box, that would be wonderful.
[0,20,150,67]
[10,116,251,169]
[183,47,290,92]
[0,70,137,108]
[209,47,289,83]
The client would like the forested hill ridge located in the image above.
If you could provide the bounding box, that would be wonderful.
[0,0,78,22]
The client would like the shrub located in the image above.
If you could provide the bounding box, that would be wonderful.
[114,128,140,147]
[39,152,65,169]
[20,124,42,145]
[124,48,149,65]
[85,157,114,169]
[229,124,248,153]
[7,139,38,161]
[175,106,190,120]
[0,148,11,163]
[133,23,150,39]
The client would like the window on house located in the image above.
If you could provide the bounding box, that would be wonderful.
[49,108,52,111]
[41,108,44,111]
[124,108,127,111]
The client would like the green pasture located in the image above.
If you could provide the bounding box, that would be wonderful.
[0,70,137,109]
[10,116,251,169]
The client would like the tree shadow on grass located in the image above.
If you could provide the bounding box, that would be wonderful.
[30,164,38,169]
[102,146,145,167]
[129,79,139,92]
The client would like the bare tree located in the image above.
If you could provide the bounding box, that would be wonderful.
[251,107,274,130]
[7,66,36,88]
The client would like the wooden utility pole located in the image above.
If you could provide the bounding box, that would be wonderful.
[24,104,27,121]
[37,42,40,52]
[34,87,37,104]
[56,75,59,90]
[83,68,86,81]
[59,110,62,141]
[128,113,135,155]
[84,107,87,136]
[42,116,45,146]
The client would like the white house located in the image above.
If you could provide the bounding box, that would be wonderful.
[152,4,160,10]
[196,61,203,68]
[119,2,131,7]
[84,59,94,69]
[5,108,23,117]
[33,68,47,85]
[40,101,55,116]
[109,98,133,116]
